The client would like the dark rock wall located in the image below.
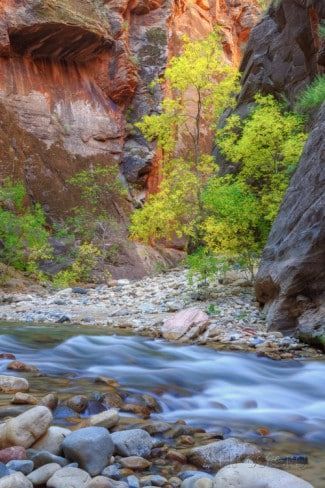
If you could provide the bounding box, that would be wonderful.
[242,0,325,340]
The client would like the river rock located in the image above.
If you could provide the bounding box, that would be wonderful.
[6,459,33,475]
[188,438,265,470]
[0,472,33,488]
[28,449,69,468]
[66,395,88,414]
[120,457,151,470]
[39,393,58,410]
[140,475,167,487]
[62,427,114,476]
[181,478,213,488]
[0,406,52,449]
[0,464,10,478]
[47,466,91,488]
[27,463,61,485]
[111,429,154,458]
[89,409,119,428]
[86,476,114,488]
[0,376,29,394]
[0,447,27,463]
[32,426,71,455]
[213,463,314,488]
[7,361,38,373]
[11,393,38,405]
[162,308,210,341]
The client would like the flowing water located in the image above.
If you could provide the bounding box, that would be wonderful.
[0,323,324,486]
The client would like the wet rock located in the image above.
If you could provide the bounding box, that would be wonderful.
[6,459,33,475]
[53,404,79,419]
[0,471,33,487]
[6,361,38,373]
[0,406,52,449]
[127,475,140,488]
[0,376,29,394]
[32,426,71,455]
[0,354,15,360]
[142,422,171,435]
[101,464,121,480]
[62,427,114,476]
[27,462,61,485]
[87,476,115,488]
[120,457,151,470]
[213,463,314,488]
[162,308,210,342]
[47,466,91,488]
[0,447,27,463]
[27,449,68,469]
[111,429,154,458]
[0,464,11,477]
[102,392,124,409]
[181,478,212,488]
[188,438,265,470]
[66,396,88,414]
[39,393,58,410]
[89,409,119,429]
[166,450,187,463]
[11,393,38,405]
[140,475,167,486]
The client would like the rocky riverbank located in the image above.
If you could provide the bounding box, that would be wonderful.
[0,270,321,360]
[0,358,316,488]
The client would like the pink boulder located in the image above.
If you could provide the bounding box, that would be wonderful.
[162,308,210,342]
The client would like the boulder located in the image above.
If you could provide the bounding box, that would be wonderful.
[47,466,91,488]
[27,463,61,485]
[0,446,27,463]
[213,463,314,488]
[120,456,151,470]
[0,472,33,488]
[11,393,38,405]
[6,459,34,475]
[162,308,210,342]
[86,476,114,488]
[0,406,52,449]
[27,449,68,468]
[0,376,29,394]
[111,429,154,458]
[32,426,71,455]
[188,438,265,470]
[62,427,114,476]
[89,409,119,429]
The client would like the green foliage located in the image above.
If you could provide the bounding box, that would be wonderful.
[199,95,307,277]
[186,247,229,285]
[0,179,51,274]
[296,75,325,112]
[131,32,238,244]
[53,243,101,287]
[66,164,126,241]
[319,21,325,39]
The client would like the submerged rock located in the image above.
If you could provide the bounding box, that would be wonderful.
[213,462,314,488]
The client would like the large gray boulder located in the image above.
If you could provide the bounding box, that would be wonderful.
[111,429,154,458]
[188,438,265,470]
[213,462,314,488]
[62,427,114,476]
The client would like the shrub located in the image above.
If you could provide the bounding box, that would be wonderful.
[296,75,325,112]
[0,179,51,274]
[53,243,101,287]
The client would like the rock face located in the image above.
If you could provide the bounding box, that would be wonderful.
[0,1,259,279]
[243,0,325,338]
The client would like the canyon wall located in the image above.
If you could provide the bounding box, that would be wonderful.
[0,0,259,277]
[235,0,325,344]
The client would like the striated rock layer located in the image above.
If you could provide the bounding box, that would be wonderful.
[0,0,259,277]
[244,0,325,342]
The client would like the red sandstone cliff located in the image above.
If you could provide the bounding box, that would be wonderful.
[0,0,260,277]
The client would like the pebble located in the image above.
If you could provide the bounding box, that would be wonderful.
[47,466,91,488]
[6,460,33,475]
[27,450,69,468]
[27,462,61,484]
[120,457,151,470]
[0,447,27,463]
[0,471,33,488]
[111,430,154,458]
[101,464,121,480]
